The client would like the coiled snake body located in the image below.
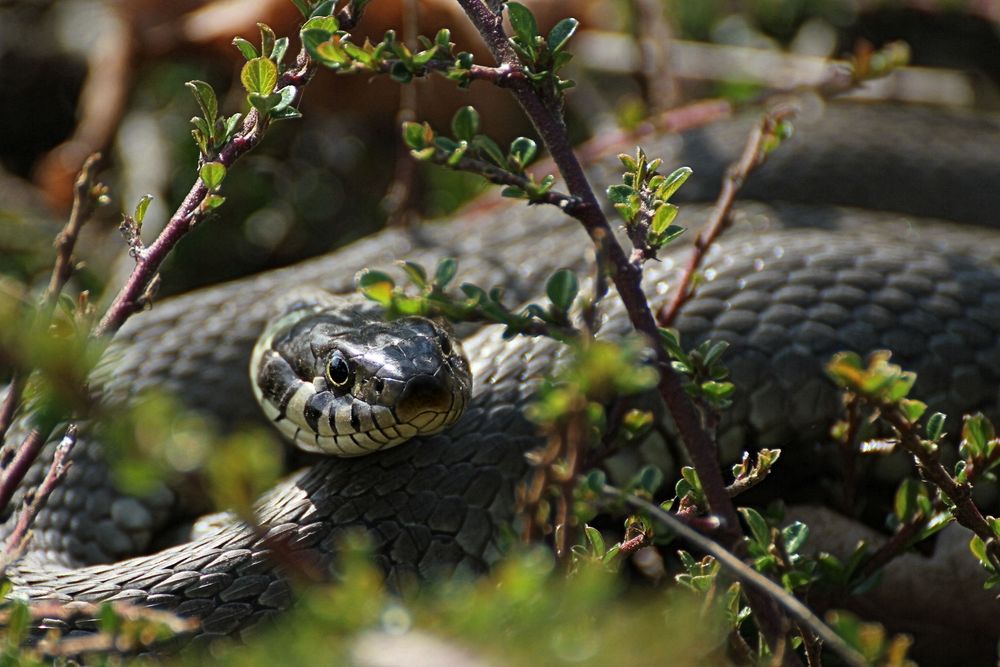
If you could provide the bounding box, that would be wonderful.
[3,103,1000,642]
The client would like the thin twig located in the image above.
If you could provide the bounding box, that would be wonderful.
[93,49,318,339]
[658,106,795,326]
[0,155,102,444]
[608,486,867,667]
[857,512,929,582]
[42,154,103,318]
[0,426,78,572]
[449,156,581,211]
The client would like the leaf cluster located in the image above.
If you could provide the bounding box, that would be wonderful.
[303,13,479,88]
[608,148,690,261]
[357,257,582,341]
[403,107,557,203]
[505,3,578,97]
[659,329,734,411]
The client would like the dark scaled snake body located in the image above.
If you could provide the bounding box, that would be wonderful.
[3,102,1000,647]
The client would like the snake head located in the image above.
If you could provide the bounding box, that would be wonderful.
[250,298,471,456]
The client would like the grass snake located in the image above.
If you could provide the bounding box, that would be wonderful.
[3,102,1000,644]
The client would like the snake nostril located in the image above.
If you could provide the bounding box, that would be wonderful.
[395,375,450,424]
[374,378,385,394]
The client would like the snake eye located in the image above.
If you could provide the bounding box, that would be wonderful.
[325,351,352,388]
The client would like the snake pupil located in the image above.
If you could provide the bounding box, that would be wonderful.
[325,352,352,388]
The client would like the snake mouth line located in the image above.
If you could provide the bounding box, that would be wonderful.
[256,380,467,457]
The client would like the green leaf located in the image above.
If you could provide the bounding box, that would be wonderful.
[357,270,396,306]
[445,140,468,166]
[248,91,282,113]
[232,37,259,60]
[412,45,439,67]
[185,80,218,124]
[738,507,770,548]
[191,129,208,156]
[290,0,311,18]
[301,15,339,32]
[658,328,687,363]
[700,381,734,401]
[402,121,433,149]
[258,22,276,58]
[341,40,371,65]
[390,61,413,83]
[508,137,537,169]
[434,258,458,289]
[221,113,243,143]
[460,283,487,304]
[506,3,539,44]
[702,340,729,367]
[584,525,605,556]
[7,601,28,645]
[969,535,994,571]
[547,18,578,54]
[651,202,679,234]
[199,162,226,190]
[887,371,917,401]
[782,522,809,553]
[399,261,428,289]
[963,413,994,455]
[272,37,289,65]
[241,57,278,96]
[926,412,946,441]
[271,86,298,113]
[634,465,664,495]
[900,398,927,424]
[411,147,436,161]
[133,194,153,226]
[894,478,924,523]
[191,115,211,140]
[451,106,479,143]
[657,166,692,201]
[472,135,505,167]
[310,0,336,18]
[606,184,635,206]
[203,194,226,210]
[545,269,578,313]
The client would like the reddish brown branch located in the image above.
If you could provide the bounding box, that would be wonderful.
[0,430,45,512]
[658,106,795,327]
